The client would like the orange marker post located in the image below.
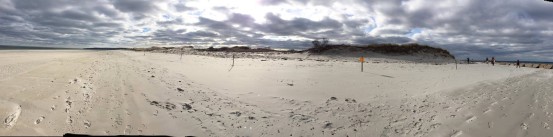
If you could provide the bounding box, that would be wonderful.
[359,57,364,72]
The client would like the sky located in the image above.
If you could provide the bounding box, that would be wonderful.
[0,0,552,61]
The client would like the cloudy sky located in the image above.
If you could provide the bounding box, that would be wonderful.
[0,0,552,61]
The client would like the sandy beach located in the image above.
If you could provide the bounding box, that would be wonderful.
[0,50,551,136]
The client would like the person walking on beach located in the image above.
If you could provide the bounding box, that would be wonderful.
[516,60,521,68]
[467,58,470,64]
[491,57,496,66]
[486,57,489,64]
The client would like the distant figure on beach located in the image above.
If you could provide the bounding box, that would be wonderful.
[491,57,496,66]
[467,58,470,64]
[516,60,520,68]
[486,57,489,64]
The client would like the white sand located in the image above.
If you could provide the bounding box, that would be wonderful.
[0,50,550,136]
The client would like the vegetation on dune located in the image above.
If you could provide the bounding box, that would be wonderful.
[130,46,192,51]
[128,38,454,59]
[198,46,278,52]
[131,46,302,53]
[306,42,454,59]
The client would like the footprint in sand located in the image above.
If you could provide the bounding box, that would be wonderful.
[527,113,535,119]
[35,116,45,124]
[124,125,132,134]
[66,116,73,124]
[1,101,22,129]
[84,120,91,128]
[455,107,462,112]
[521,123,528,130]
[483,108,492,114]
[65,97,72,113]
[465,116,476,123]
[488,122,494,128]
[450,130,463,137]
[490,101,498,106]
[430,123,442,129]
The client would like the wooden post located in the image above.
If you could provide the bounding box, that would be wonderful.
[361,61,364,72]
[359,57,364,72]
[228,54,235,72]
[455,60,458,70]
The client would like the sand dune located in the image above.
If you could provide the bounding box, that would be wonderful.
[1,50,551,136]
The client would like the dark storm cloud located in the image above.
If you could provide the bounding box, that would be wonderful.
[224,38,309,49]
[11,0,63,10]
[227,13,256,27]
[112,0,157,13]
[188,13,368,47]
[246,13,371,42]
[112,0,159,21]
[0,0,129,47]
[61,10,101,22]
[152,29,219,41]
[185,31,219,37]
[194,17,263,39]
[152,29,220,44]
[154,29,187,37]
[93,22,123,28]
[93,5,122,18]
[353,36,413,45]
[195,17,234,30]
[256,13,342,36]
[343,19,368,29]
[157,18,184,26]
